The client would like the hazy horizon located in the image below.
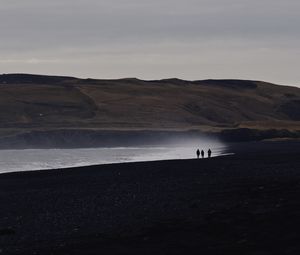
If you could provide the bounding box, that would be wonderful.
[1,0,300,87]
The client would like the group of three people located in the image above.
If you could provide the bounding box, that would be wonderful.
[196,149,211,159]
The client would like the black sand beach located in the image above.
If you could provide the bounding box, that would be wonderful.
[0,141,300,255]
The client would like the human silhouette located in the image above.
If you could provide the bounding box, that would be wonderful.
[196,149,200,159]
[208,149,212,158]
[201,150,204,158]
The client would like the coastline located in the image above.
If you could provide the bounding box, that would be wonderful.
[0,141,300,254]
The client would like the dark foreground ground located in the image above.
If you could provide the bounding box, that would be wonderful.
[0,141,300,255]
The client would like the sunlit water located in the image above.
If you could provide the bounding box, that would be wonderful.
[0,143,228,174]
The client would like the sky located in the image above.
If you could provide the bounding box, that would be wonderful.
[0,0,300,86]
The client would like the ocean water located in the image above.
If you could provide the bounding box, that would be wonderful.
[0,143,227,174]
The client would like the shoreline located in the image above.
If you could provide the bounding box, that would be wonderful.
[0,154,232,177]
[0,145,227,175]
[0,139,297,176]
[0,140,300,254]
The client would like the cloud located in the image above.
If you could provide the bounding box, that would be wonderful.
[0,0,299,86]
[0,58,62,64]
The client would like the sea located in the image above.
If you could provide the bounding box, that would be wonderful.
[0,142,228,174]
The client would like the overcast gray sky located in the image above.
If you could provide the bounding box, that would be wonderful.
[0,0,300,86]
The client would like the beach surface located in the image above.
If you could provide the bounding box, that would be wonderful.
[0,141,300,254]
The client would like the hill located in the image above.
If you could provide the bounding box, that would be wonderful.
[0,73,299,147]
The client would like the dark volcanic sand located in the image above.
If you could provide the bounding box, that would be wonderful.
[0,141,300,255]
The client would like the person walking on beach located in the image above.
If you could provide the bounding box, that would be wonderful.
[201,150,204,158]
[208,149,212,158]
[196,149,200,159]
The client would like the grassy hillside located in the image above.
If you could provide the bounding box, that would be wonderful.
[0,73,299,146]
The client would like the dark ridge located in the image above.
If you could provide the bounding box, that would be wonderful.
[83,78,100,83]
[193,79,258,89]
[113,78,144,84]
[0,73,77,84]
[148,78,191,85]
[82,78,144,85]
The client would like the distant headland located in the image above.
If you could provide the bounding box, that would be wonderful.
[0,73,299,148]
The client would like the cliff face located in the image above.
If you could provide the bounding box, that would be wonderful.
[0,73,299,146]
